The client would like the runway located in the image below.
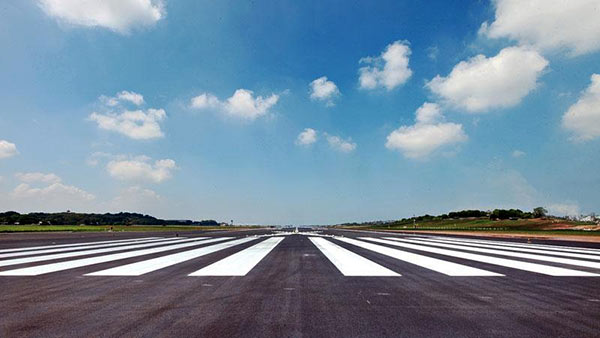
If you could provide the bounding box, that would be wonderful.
[1,228,599,337]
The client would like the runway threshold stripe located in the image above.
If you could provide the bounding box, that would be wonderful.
[0,238,182,259]
[337,238,501,277]
[309,237,399,277]
[384,238,600,270]
[0,237,198,269]
[0,237,159,254]
[189,237,284,276]
[430,236,600,255]
[0,237,230,276]
[364,238,598,277]
[409,238,600,261]
[88,237,255,276]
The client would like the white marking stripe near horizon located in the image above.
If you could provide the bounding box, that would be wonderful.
[0,237,231,276]
[0,237,197,268]
[309,237,399,277]
[429,236,600,255]
[337,237,502,276]
[0,237,159,254]
[88,237,256,276]
[0,237,182,259]
[363,238,599,277]
[410,237,600,261]
[384,237,600,270]
[189,237,284,276]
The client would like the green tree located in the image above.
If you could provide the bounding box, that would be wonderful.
[533,207,548,218]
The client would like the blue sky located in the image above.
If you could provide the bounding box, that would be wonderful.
[1,0,599,224]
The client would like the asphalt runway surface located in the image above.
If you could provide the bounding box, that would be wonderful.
[1,228,599,337]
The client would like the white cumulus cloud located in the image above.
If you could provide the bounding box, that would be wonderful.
[359,40,412,91]
[562,74,600,141]
[386,102,467,159]
[190,93,220,110]
[38,0,165,34]
[8,172,95,210]
[415,102,443,124]
[426,46,548,112]
[326,134,356,153]
[309,76,340,106]
[90,109,166,140]
[481,0,600,56]
[190,89,279,120]
[15,172,61,184]
[90,91,166,140]
[0,140,18,159]
[101,90,145,107]
[296,128,318,146]
[12,182,95,201]
[107,156,176,183]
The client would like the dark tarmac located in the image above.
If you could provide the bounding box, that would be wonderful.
[1,228,599,337]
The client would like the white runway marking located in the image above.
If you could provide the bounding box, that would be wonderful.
[0,237,229,276]
[0,237,195,268]
[0,237,181,259]
[87,237,256,276]
[385,237,600,270]
[309,237,399,277]
[0,237,159,254]
[363,238,598,277]
[409,237,600,261]
[430,236,600,255]
[337,237,501,276]
[190,237,284,276]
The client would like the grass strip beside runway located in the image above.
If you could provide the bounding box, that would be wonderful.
[0,225,264,233]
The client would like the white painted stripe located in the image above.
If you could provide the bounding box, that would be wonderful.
[189,237,284,276]
[0,237,231,276]
[88,237,255,276]
[384,237,600,270]
[308,237,399,277]
[337,237,501,276]
[363,238,598,277]
[0,237,159,254]
[408,237,600,261]
[0,237,181,259]
[0,237,196,268]
[430,236,600,255]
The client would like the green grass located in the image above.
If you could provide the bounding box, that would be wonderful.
[338,218,600,236]
[0,225,263,233]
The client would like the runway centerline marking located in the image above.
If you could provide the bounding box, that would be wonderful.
[190,237,284,276]
[338,237,502,277]
[309,237,400,277]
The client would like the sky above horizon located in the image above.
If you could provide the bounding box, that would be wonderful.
[1,0,599,224]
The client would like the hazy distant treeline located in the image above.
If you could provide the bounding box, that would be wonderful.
[0,211,219,226]
[340,208,549,226]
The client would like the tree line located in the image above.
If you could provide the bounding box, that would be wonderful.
[0,211,219,226]
[340,207,549,226]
